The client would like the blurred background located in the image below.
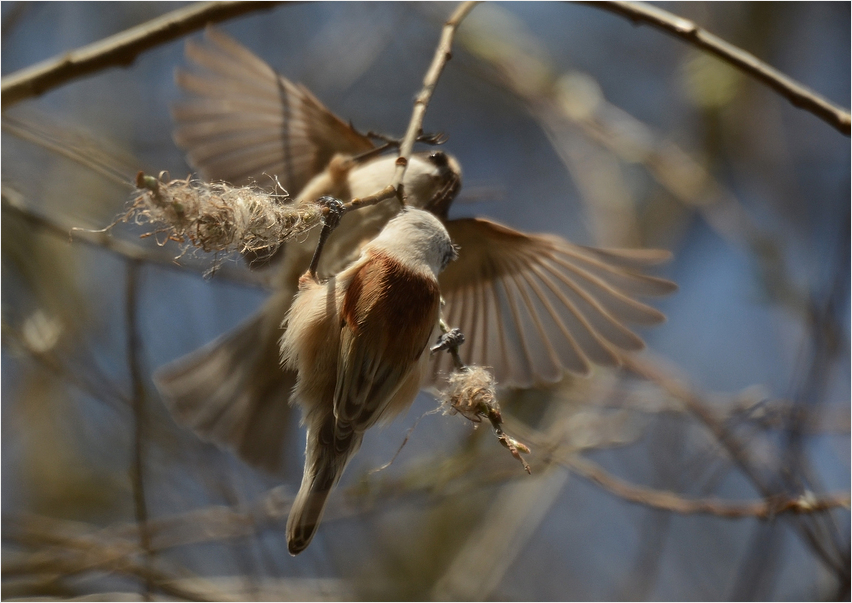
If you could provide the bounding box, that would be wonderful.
[2,2,849,600]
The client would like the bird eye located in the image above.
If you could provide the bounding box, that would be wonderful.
[429,151,448,168]
[442,243,460,270]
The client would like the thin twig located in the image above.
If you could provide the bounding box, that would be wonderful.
[390,1,480,196]
[2,115,137,188]
[125,261,153,600]
[574,0,851,136]
[563,454,850,519]
[1,1,282,109]
[623,354,850,578]
[305,3,477,271]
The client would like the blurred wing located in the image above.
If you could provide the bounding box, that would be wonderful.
[154,304,296,473]
[433,218,677,388]
[172,27,374,192]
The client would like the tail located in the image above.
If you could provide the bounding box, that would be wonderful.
[154,291,296,472]
[287,420,363,555]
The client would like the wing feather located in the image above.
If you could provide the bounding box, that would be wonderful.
[504,270,563,385]
[334,253,440,431]
[542,254,668,324]
[507,269,569,383]
[516,267,591,375]
[172,27,374,192]
[531,260,622,366]
[433,218,676,387]
[497,273,538,385]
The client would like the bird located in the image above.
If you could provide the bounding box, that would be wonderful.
[280,208,457,554]
[155,27,676,474]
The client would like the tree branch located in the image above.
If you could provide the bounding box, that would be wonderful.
[623,354,850,578]
[574,1,851,136]
[1,1,282,109]
[563,454,850,519]
[390,1,480,194]
[125,261,154,599]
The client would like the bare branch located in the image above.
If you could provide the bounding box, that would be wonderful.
[574,0,851,136]
[125,261,154,598]
[563,454,850,519]
[624,354,851,578]
[1,1,282,109]
[390,1,480,194]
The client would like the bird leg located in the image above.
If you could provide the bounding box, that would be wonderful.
[307,196,345,282]
[433,317,532,473]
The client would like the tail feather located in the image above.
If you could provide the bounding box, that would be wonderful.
[287,420,363,555]
[286,471,334,556]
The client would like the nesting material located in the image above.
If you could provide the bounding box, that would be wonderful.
[441,365,531,473]
[130,172,323,258]
[441,366,499,423]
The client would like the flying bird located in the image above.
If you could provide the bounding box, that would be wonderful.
[156,28,676,475]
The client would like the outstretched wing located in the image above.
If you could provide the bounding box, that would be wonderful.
[433,218,677,388]
[172,27,374,192]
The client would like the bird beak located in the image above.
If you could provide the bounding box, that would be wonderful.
[427,168,462,220]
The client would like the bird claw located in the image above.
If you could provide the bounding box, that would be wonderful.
[431,328,465,354]
[317,196,345,229]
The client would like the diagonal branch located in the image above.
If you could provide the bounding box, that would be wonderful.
[390,1,480,195]
[575,0,851,136]
[1,1,282,109]
[623,354,850,579]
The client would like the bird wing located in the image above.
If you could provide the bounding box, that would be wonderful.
[433,218,677,388]
[154,292,297,473]
[334,253,440,433]
[172,27,374,193]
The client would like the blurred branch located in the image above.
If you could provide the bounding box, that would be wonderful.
[575,0,851,136]
[455,5,775,254]
[555,380,850,434]
[4,551,217,602]
[1,185,262,286]
[431,399,575,601]
[3,514,216,601]
[563,454,850,519]
[2,447,533,558]
[1,1,282,109]
[126,261,153,599]
[391,1,479,193]
[2,114,137,188]
[624,354,851,580]
[1,320,132,413]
